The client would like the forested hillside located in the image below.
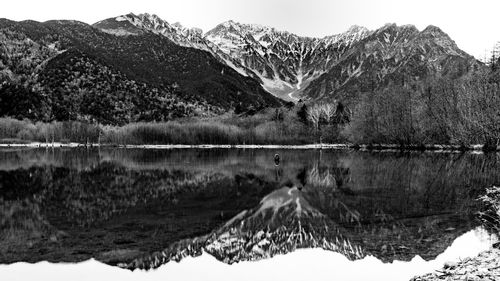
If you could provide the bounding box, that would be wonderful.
[0,19,282,124]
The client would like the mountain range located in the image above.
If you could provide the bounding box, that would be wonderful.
[0,13,484,124]
[93,13,483,102]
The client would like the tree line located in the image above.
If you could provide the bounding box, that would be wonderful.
[298,46,500,149]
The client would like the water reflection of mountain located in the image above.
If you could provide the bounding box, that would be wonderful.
[125,171,483,270]
[0,165,274,264]
[127,185,366,270]
[0,148,499,268]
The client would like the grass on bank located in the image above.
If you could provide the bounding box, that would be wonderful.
[0,108,323,145]
[1,110,499,148]
[2,75,500,148]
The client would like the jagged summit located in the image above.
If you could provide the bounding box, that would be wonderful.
[422,24,446,34]
[93,13,210,49]
[333,24,369,36]
[206,20,295,41]
[322,25,371,45]
[92,15,144,36]
[376,22,418,33]
[203,19,374,100]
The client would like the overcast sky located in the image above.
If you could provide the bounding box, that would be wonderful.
[2,0,499,59]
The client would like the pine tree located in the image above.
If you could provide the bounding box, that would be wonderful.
[297,104,308,124]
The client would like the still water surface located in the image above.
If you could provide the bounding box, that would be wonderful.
[0,148,499,270]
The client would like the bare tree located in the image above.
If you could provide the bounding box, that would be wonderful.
[306,102,351,143]
[306,104,322,142]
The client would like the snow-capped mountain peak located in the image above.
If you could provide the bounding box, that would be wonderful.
[93,13,210,50]
[323,25,371,46]
[204,20,373,100]
[93,14,479,102]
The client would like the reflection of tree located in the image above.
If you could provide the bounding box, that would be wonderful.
[300,163,351,190]
[274,165,283,182]
[296,163,359,224]
[0,164,232,263]
[0,166,282,264]
[0,198,59,257]
[39,164,227,227]
[298,153,495,262]
[294,154,491,262]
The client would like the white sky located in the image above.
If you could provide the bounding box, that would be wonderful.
[1,0,499,59]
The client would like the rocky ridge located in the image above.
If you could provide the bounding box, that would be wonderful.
[94,13,482,102]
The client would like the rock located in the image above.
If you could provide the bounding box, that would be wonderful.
[412,249,500,281]
[49,235,58,242]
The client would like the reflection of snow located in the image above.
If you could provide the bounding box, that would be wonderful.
[295,198,302,213]
[0,227,495,281]
[221,210,247,228]
[250,187,314,220]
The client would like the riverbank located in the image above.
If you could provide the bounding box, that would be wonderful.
[2,114,499,151]
[412,186,500,280]
[0,142,499,152]
[411,249,500,281]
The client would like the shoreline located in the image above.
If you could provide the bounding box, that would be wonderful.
[0,142,498,152]
[411,249,500,281]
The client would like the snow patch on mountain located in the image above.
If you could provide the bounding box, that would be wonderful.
[100,28,138,36]
[204,21,372,99]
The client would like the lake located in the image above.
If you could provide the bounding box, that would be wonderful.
[0,148,499,277]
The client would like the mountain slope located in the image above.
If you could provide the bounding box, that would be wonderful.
[93,14,370,101]
[94,13,209,50]
[300,24,483,102]
[0,18,282,124]
[93,14,260,93]
[91,14,482,103]
[205,22,371,100]
[1,14,484,123]
[206,22,482,102]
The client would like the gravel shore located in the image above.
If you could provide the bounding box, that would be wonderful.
[412,249,500,281]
